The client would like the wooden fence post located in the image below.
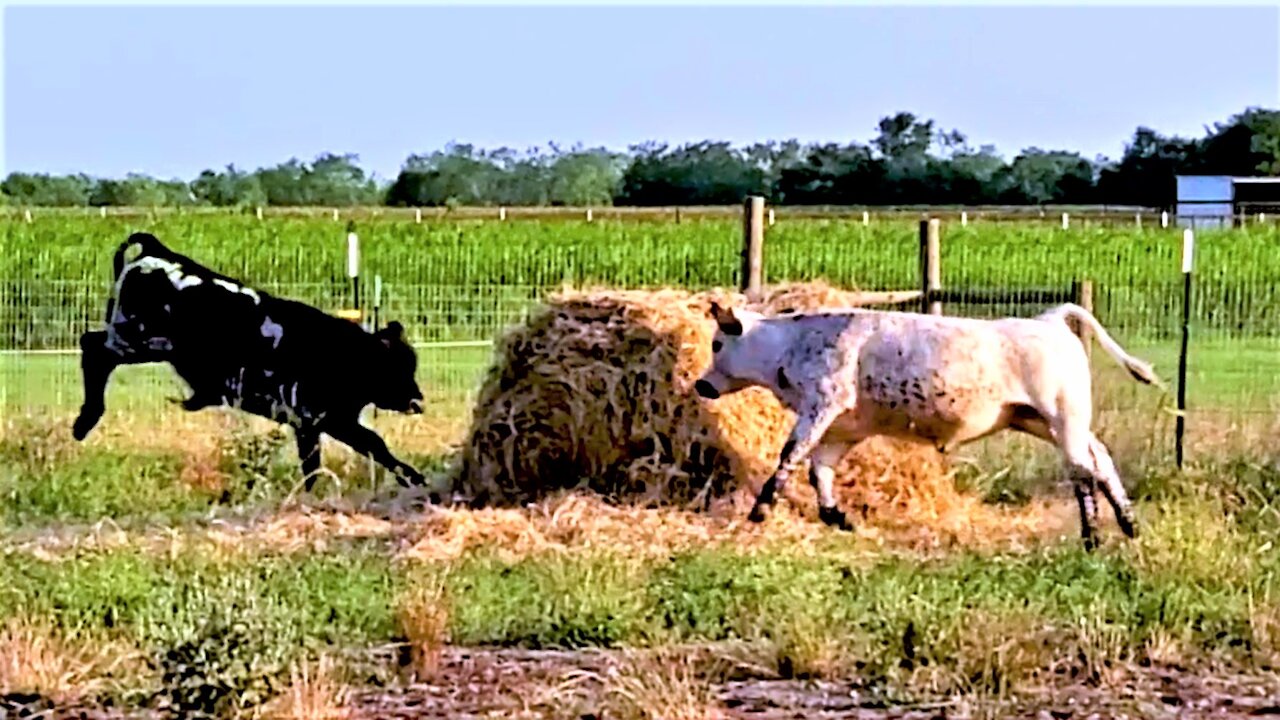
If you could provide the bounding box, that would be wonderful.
[741,196,765,299]
[1071,279,1094,362]
[919,218,941,315]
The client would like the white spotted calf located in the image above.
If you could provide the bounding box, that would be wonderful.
[693,302,1162,549]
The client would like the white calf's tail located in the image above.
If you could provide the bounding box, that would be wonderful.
[1038,304,1163,388]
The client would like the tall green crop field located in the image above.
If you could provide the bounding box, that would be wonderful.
[3,215,1279,350]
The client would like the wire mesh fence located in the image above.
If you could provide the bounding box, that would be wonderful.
[2,212,1277,463]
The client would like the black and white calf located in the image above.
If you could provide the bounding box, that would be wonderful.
[74,232,428,490]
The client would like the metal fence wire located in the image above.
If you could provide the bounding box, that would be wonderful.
[2,212,1277,463]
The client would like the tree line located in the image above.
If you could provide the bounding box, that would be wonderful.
[4,107,1277,209]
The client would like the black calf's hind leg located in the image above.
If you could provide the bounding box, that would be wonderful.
[73,331,120,441]
[324,420,426,489]
[295,425,323,492]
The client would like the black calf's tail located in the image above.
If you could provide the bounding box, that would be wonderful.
[112,232,172,278]
[106,233,173,324]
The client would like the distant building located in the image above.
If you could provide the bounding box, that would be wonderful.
[1176,175,1280,228]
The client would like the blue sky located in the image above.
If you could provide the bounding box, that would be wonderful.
[3,3,1278,181]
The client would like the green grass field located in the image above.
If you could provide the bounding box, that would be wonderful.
[3,214,1280,717]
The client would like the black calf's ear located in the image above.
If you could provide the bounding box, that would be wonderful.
[377,321,407,348]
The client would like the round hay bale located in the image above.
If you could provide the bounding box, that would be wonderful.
[453,280,960,524]
[454,287,736,508]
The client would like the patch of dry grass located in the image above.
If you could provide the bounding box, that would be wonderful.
[256,655,352,720]
[398,490,1074,565]
[0,617,146,703]
[548,649,730,720]
[395,575,452,681]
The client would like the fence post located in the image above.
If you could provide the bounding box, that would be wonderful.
[960,210,968,226]
[346,221,361,314]
[499,206,507,221]
[741,196,765,299]
[415,207,422,224]
[1176,228,1195,470]
[919,218,941,315]
[1070,279,1094,363]
[369,274,383,483]
[862,210,869,226]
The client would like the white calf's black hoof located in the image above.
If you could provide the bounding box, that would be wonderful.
[819,506,853,532]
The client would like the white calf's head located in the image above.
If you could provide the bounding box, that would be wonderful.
[694,301,780,399]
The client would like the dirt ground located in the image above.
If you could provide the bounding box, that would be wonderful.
[7,646,1280,720]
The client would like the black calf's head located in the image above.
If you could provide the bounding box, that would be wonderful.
[373,322,424,414]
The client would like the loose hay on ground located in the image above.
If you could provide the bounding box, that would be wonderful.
[453,281,1053,538]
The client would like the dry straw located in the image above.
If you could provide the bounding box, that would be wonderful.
[453,281,972,529]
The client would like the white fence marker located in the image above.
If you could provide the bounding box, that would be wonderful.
[1182,228,1195,273]
[256,206,264,221]
[100,206,107,218]
[1161,211,1169,228]
[862,210,869,226]
[768,208,775,226]
[347,231,360,279]
[415,208,422,223]
[499,207,506,221]
[23,210,32,223]
[1135,212,1141,228]
[586,208,593,222]
[332,209,339,221]
[1260,212,1267,223]
[1061,212,1070,230]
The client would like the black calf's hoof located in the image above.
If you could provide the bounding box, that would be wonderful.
[747,504,770,524]
[71,411,100,441]
[396,469,427,488]
[819,506,853,532]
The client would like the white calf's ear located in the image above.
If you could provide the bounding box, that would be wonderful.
[709,301,744,336]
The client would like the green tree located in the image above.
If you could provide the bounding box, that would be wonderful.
[547,145,625,206]
[1199,107,1280,176]
[191,165,268,207]
[1001,149,1096,204]
[1,173,94,206]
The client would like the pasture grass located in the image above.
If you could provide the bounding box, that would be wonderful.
[0,444,1278,713]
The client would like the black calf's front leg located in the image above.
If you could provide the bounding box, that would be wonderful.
[295,425,323,492]
[323,420,425,488]
[73,331,123,441]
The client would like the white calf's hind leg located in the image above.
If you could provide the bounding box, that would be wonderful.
[1055,414,1105,550]
[808,441,853,531]
[1089,435,1138,538]
[1072,476,1100,551]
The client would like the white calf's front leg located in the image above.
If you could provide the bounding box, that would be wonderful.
[749,402,845,524]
